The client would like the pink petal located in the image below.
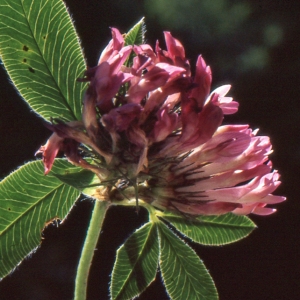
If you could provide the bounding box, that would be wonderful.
[101,103,142,132]
[233,203,277,216]
[182,164,271,190]
[209,86,239,115]
[202,131,251,157]
[98,28,124,64]
[163,31,186,62]
[155,63,186,80]
[252,205,277,215]
[35,133,64,175]
[181,100,223,145]
[211,85,231,96]
[128,66,169,103]
[82,87,98,141]
[111,27,124,51]
[172,201,241,216]
[190,55,212,108]
[108,45,132,75]
[150,108,178,143]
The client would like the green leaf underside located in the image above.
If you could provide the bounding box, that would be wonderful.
[52,164,97,193]
[0,0,86,121]
[158,222,218,300]
[161,212,256,246]
[110,222,159,300]
[0,159,81,279]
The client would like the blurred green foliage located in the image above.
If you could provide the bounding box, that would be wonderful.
[144,0,284,75]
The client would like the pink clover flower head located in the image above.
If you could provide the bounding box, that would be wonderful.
[36,28,285,216]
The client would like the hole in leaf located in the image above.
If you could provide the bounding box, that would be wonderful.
[8,208,11,211]
[28,67,35,73]
[23,58,27,63]
[23,45,29,51]
[43,35,46,39]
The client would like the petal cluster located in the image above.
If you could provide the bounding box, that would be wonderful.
[37,28,285,216]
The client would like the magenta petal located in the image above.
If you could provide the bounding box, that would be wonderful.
[233,203,277,216]
[37,28,285,218]
[205,186,251,202]
[212,85,231,96]
[95,64,125,113]
[111,27,124,51]
[190,55,212,108]
[181,100,223,145]
[155,63,186,79]
[35,133,64,175]
[133,44,156,66]
[151,108,178,143]
[101,103,142,132]
[172,201,241,216]
[109,45,132,75]
[98,40,114,64]
[98,28,124,64]
[131,53,153,75]
[232,204,258,215]
[258,194,286,204]
[128,66,169,103]
[210,86,239,114]
[202,132,251,157]
[163,31,186,62]
[218,102,239,114]
[252,205,277,215]
[182,164,271,191]
[94,62,111,99]
[82,87,98,141]
[126,124,148,148]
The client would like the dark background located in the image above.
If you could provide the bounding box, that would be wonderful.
[0,0,299,299]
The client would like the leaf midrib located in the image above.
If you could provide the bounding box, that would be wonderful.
[159,223,209,299]
[164,216,254,229]
[116,223,156,297]
[19,0,77,121]
[0,181,65,236]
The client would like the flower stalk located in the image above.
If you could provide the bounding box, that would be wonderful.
[74,200,110,300]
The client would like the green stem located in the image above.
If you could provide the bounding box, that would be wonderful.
[74,200,110,300]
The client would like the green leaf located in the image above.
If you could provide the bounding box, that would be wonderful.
[124,17,145,47]
[161,212,256,246]
[158,221,218,300]
[51,164,99,195]
[124,18,145,68]
[0,0,86,121]
[0,159,81,279]
[110,222,159,300]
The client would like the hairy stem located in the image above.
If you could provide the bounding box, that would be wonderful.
[74,200,110,300]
